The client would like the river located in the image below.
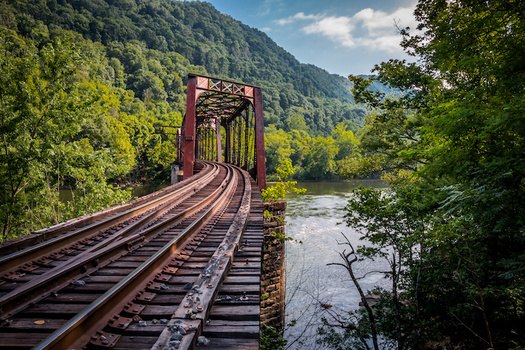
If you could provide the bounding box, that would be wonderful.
[283,180,389,349]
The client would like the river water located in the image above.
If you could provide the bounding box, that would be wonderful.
[283,180,389,349]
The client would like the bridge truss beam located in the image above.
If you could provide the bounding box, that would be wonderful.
[182,74,266,189]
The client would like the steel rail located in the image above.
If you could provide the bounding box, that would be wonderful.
[152,165,252,350]
[0,162,218,276]
[0,161,208,259]
[32,163,239,350]
[0,163,228,319]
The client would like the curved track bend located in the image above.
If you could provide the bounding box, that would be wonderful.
[0,161,263,350]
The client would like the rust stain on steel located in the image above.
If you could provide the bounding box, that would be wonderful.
[182,74,266,189]
[183,75,197,180]
[254,87,266,189]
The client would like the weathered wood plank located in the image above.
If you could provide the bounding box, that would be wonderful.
[206,320,259,327]
[0,318,67,332]
[140,305,179,318]
[43,293,99,303]
[223,276,260,284]
[110,336,160,350]
[19,303,86,317]
[0,332,49,348]
[195,337,259,350]
[146,294,184,304]
[219,284,260,294]
[106,261,143,268]
[203,325,259,338]
[208,305,260,321]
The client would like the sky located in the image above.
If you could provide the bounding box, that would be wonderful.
[203,0,420,77]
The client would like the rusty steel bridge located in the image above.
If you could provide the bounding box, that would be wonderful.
[0,75,272,350]
[181,74,266,190]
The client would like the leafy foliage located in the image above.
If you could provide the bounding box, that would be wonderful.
[0,28,133,239]
[265,122,360,180]
[325,0,525,349]
[261,159,305,202]
[260,324,287,350]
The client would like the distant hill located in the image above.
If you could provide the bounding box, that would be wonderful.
[1,0,375,134]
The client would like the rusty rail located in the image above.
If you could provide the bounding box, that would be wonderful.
[33,164,239,349]
[0,163,217,276]
[0,163,228,319]
[0,161,263,350]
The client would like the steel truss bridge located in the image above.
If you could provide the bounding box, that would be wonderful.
[181,74,266,190]
[0,75,270,349]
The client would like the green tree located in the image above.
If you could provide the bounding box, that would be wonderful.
[288,129,310,175]
[0,28,85,238]
[264,125,293,176]
[261,159,305,202]
[331,0,525,348]
[302,136,338,180]
[0,28,132,240]
[286,113,307,132]
[332,122,359,161]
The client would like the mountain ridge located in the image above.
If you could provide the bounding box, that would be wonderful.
[2,0,374,133]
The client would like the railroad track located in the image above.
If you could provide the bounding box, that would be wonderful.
[0,161,263,349]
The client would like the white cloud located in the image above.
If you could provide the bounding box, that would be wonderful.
[359,35,405,52]
[303,16,355,47]
[354,6,418,35]
[275,12,320,25]
[275,2,418,52]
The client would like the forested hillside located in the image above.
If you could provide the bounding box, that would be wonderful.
[2,0,368,134]
[0,0,376,239]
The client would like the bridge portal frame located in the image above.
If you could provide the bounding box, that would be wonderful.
[183,74,266,189]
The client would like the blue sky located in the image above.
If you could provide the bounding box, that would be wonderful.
[204,0,419,76]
